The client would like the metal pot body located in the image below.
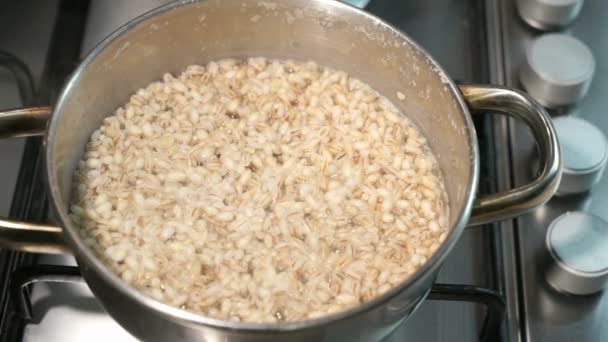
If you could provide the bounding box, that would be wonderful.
[0,1,561,341]
[83,255,436,342]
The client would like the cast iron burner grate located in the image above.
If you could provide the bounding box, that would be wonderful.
[9,264,505,342]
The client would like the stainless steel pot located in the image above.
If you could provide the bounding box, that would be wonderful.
[0,1,561,341]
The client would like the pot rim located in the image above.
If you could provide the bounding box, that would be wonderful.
[45,0,479,332]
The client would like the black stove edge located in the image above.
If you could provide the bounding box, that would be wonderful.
[0,1,90,341]
[485,0,527,341]
[472,0,512,340]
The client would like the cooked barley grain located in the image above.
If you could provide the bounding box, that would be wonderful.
[71,58,448,323]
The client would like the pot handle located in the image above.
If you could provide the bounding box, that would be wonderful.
[459,85,562,226]
[0,106,52,138]
[0,106,69,254]
[0,219,69,254]
[0,88,560,250]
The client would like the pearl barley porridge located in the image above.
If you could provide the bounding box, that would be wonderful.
[70,58,448,323]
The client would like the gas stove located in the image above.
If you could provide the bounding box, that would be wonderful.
[488,0,608,341]
[0,1,605,341]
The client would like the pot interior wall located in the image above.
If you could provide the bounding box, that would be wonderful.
[49,0,474,237]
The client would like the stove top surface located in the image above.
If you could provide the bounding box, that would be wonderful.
[493,0,608,340]
[8,0,607,341]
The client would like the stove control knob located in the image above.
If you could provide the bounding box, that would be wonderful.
[546,212,608,295]
[520,34,595,108]
[553,116,608,195]
[516,0,584,30]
